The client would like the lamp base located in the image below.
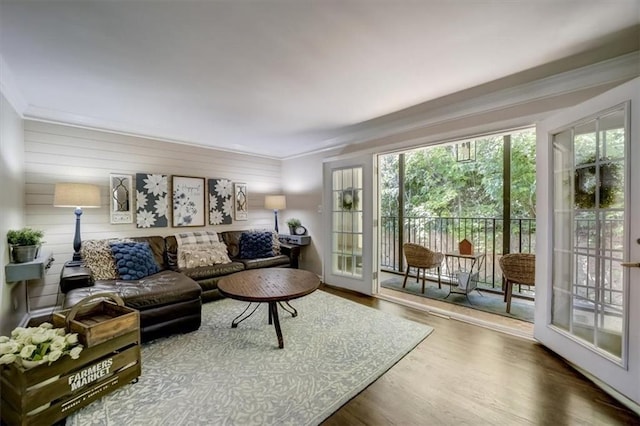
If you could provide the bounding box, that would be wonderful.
[274,210,279,233]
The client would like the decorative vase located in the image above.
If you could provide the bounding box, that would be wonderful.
[11,245,40,263]
[289,226,296,235]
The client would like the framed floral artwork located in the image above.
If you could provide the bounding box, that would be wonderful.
[136,173,168,228]
[172,176,206,227]
[234,182,248,221]
[208,178,233,225]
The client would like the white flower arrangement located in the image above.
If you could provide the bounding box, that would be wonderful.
[0,322,83,369]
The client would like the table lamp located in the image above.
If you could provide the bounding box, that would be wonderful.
[264,195,286,233]
[54,183,101,264]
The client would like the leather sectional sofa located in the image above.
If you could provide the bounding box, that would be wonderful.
[60,231,300,342]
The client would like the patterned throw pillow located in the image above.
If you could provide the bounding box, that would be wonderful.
[110,241,160,280]
[239,232,275,259]
[81,239,132,280]
[270,230,281,255]
[250,229,281,255]
[180,242,232,268]
[175,231,220,269]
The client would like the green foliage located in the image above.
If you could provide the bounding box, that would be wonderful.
[380,129,537,220]
[7,227,45,246]
[574,155,622,209]
[286,218,301,227]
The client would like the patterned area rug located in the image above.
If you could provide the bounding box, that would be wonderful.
[382,276,534,323]
[67,290,432,425]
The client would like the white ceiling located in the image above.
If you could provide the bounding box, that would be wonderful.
[1,1,639,159]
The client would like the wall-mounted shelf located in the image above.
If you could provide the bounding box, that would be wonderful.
[278,234,311,246]
[5,252,53,283]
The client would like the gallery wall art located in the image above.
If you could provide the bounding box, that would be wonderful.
[208,178,233,225]
[110,173,133,224]
[136,173,168,228]
[234,182,248,221]
[172,176,205,227]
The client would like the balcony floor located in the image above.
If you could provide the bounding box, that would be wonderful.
[377,272,534,338]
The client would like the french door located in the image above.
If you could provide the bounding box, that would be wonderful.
[535,78,639,407]
[323,154,377,294]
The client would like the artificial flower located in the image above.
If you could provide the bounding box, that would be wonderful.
[0,323,83,368]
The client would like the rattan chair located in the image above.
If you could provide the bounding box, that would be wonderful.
[499,253,535,313]
[402,243,444,293]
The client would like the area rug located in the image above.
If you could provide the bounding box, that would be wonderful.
[67,290,432,426]
[381,276,534,323]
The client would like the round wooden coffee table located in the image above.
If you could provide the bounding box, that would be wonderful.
[217,268,320,348]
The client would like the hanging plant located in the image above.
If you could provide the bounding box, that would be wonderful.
[339,188,359,211]
[574,155,621,209]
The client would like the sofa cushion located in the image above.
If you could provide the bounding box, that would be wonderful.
[239,232,274,259]
[81,238,132,280]
[240,255,290,270]
[64,270,202,310]
[181,242,232,268]
[110,241,160,280]
[180,261,245,281]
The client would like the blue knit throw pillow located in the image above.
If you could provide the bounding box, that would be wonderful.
[110,241,160,280]
[239,232,274,259]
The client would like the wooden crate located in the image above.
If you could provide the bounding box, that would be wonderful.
[52,293,138,347]
[1,330,141,426]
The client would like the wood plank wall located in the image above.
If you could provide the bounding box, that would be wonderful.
[23,120,282,312]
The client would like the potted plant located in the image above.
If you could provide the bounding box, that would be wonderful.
[286,218,301,235]
[7,227,45,263]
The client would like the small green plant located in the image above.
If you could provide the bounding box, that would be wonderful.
[286,218,301,228]
[7,227,45,246]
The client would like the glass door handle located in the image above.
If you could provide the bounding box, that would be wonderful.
[620,262,640,268]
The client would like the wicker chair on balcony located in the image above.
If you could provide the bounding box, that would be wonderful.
[402,243,444,293]
[499,253,536,313]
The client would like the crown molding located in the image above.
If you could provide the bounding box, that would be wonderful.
[0,54,28,115]
[22,111,281,161]
[306,52,639,157]
[13,51,640,162]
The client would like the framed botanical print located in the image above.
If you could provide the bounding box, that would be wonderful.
[208,178,233,225]
[172,176,206,227]
[136,173,168,228]
[234,182,248,221]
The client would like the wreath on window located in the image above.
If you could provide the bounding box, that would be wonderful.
[340,188,359,211]
[574,155,621,209]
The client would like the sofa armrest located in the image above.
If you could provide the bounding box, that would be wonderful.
[59,263,94,294]
[279,243,301,269]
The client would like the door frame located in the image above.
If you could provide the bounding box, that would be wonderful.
[534,77,640,408]
[322,154,378,295]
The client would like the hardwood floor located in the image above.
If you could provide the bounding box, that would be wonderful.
[320,286,639,426]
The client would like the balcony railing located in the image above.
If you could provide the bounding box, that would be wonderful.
[380,215,536,292]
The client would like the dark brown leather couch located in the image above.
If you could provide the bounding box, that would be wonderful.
[165,231,298,302]
[61,232,300,342]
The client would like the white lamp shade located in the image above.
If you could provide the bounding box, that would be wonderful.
[264,195,286,210]
[54,183,101,208]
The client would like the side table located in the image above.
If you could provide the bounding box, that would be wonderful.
[444,252,485,298]
[4,251,54,318]
[60,263,94,294]
[279,242,302,269]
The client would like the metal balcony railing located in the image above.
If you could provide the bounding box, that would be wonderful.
[380,215,536,293]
